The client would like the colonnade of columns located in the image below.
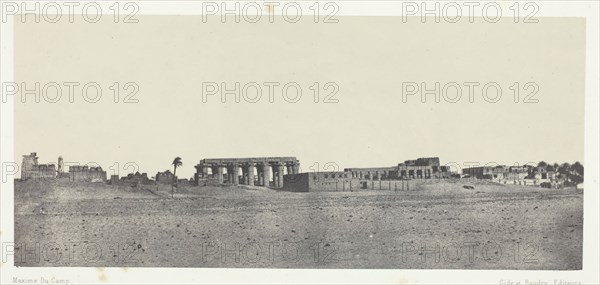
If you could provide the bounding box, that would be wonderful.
[345,168,435,180]
[195,159,300,188]
[398,168,432,179]
[347,170,389,180]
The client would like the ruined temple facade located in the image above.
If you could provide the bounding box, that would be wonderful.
[396,157,450,179]
[20,153,107,181]
[286,157,450,192]
[20,152,56,180]
[194,157,299,188]
[344,157,450,181]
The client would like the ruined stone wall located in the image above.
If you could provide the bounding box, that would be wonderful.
[69,166,107,182]
[120,172,152,186]
[25,164,57,180]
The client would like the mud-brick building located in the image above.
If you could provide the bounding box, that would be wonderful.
[156,170,175,184]
[462,165,559,186]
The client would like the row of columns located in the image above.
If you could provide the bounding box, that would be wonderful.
[196,161,300,188]
[347,168,435,180]
[348,170,388,180]
[399,168,432,179]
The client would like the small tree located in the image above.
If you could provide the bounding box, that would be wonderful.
[570,161,584,184]
[571,161,584,176]
[171,157,182,198]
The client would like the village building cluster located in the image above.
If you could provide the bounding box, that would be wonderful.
[462,165,563,188]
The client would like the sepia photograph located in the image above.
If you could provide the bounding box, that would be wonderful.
[1,1,598,284]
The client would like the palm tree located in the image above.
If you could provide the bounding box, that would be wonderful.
[171,157,182,198]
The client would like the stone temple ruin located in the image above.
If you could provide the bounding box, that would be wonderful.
[284,157,451,192]
[194,157,300,188]
[20,153,107,182]
[345,157,450,180]
[21,153,56,180]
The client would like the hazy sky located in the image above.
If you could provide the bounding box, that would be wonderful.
[14,16,585,179]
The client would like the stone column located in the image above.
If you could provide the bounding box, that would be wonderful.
[247,163,255,186]
[231,164,239,184]
[263,164,271,186]
[241,166,248,184]
[202,166,209,178]
[217,165,224,184]
[211,165,219,178]
[286,164,293,175]
[227,167,234,184]
[257,166,264,186]
[276,164,284,188]
[292,162,300,174]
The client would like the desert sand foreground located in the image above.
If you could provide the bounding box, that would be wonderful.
[13,180,582,269]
